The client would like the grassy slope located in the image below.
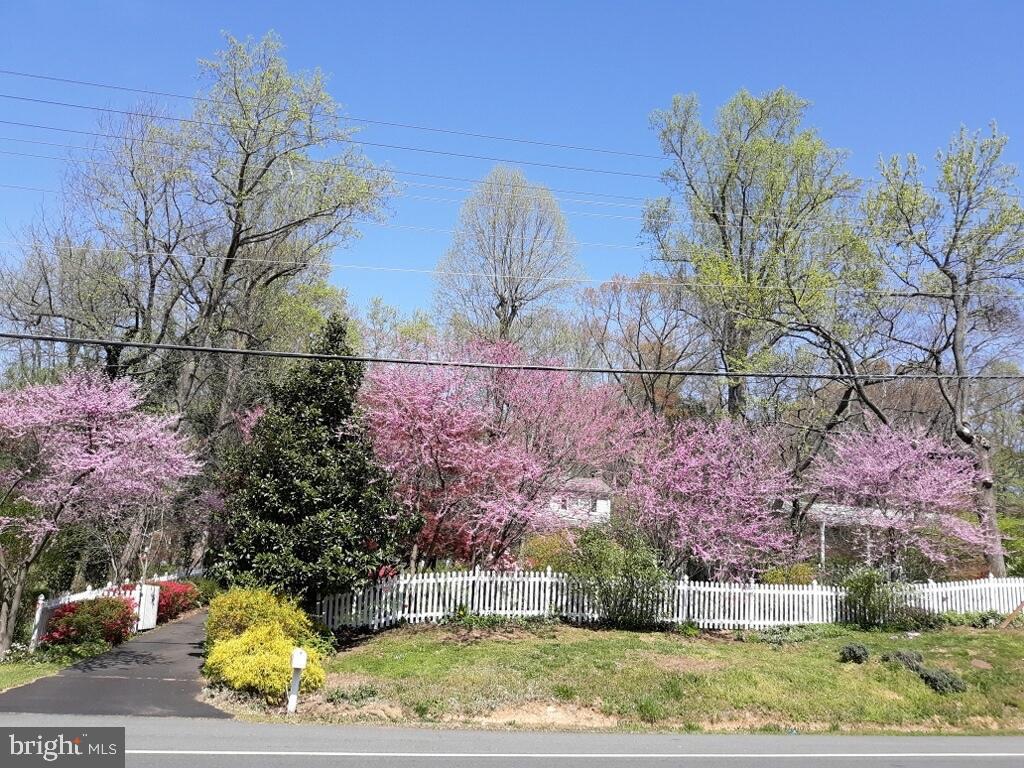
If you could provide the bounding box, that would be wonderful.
[318,623,1024,732]
[0,661,61,693]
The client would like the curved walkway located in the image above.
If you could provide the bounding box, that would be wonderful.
[0,610,228,717]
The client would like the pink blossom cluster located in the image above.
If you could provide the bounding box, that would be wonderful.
[628,418,795,579]
[807,427,986,564]
[362,342,641,564]
[0,372,198,544]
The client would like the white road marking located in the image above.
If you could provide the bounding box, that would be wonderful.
[125,750,1024,759]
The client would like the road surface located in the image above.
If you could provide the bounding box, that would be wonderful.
[1,713,1022,767]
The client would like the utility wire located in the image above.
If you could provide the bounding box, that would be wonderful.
[0,93,664,181]
[0,330,1017,380]
[3,238,1024,301]
[3,74,1021,204]
[0,68,667,161]
[0,147,646,221]
[0,123,648,203]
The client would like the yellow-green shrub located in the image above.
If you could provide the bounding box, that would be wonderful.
[206,588,313,646]
[204,622,325,701]
[762,563,817,585]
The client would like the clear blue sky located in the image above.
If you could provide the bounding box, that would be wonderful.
[1,1,1022,315]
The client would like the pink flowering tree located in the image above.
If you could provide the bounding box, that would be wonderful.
[0,372,197,653]
[361,342,641,565]
[807,427,985,572]
[628,419,794,580]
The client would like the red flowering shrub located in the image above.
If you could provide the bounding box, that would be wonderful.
[155,581,200,623]
[41,597,136,647]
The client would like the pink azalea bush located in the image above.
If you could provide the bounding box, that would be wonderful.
[807,426,985,567]
[628,419,794,580]
[362,342,641,564]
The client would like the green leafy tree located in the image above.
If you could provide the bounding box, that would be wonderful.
[644,88,858,416]
[211,316,420,602]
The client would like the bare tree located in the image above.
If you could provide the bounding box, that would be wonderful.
[581,274,709,416]
[435,165,580,343]
[862,125,1024,576]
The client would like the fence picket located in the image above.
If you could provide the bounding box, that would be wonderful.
[312,571,1024,633]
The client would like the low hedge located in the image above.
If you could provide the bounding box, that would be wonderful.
[154,581,200,623]
[41,597,136,647]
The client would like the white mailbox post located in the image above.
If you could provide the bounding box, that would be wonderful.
[287,647,308,714]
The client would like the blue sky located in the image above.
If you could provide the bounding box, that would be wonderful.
[1,1,1022,315]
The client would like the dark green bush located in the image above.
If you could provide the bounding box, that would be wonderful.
[919,667,966,694]
[881,649,924,673]
[566,527,667,630]
[191,577,223,606]
[839,643,870,663]
[887,605,945,632]
[842,567,908,628]
[969,610,1004,629]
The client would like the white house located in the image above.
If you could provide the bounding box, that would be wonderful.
[548,477,612,526]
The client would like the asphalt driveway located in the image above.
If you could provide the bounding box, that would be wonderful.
[0,610,228,717]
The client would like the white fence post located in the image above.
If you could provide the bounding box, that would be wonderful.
[28,594,45,652]
[314,572,1024,633]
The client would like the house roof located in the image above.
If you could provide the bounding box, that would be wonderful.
[556,476,613,497]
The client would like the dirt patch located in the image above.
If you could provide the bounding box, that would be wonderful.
[970,659,994,670]
[324,672,375,688]
[642,653,725,674]
[476,702,618,729]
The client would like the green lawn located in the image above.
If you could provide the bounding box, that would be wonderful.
[294,622,1024,732]
[0,661,61,692]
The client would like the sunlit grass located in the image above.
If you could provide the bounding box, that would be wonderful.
[323,623,1024,732]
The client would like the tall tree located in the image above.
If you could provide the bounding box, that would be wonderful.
[1,32,389,442]
[863,125,1024,575]
[210,317,420,602]
[644,89,858,416]
[435,165,580,343]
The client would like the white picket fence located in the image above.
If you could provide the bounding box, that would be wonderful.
[27,568,202,652]
[318,569,1024,631]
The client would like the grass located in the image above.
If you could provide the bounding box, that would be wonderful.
[299,621,1024,733]
[0,660,61,692]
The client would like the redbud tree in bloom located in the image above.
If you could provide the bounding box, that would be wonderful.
[807,426,985,571]
[628,418,794,580]
[361,343,641,565]
[0,372,196,653]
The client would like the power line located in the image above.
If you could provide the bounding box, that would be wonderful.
[4,238,1024,301]
[0,147,646,221]
[1,330,1018,380]
[0,93,664,181]
[0,68,667,161]
[0,124,649,204]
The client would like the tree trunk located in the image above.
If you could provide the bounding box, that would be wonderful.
[0,567,28,655]
[114,513,148,582]
[974,441,1007,577]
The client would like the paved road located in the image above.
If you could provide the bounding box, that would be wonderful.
[0,714,1022,767]
[0,611,227,718]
